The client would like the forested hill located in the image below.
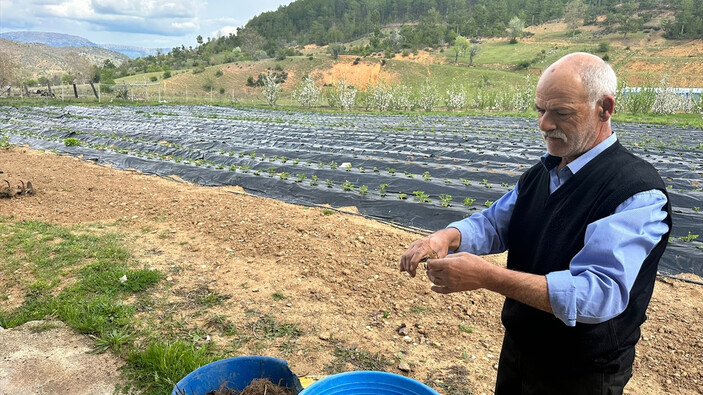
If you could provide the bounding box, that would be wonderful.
[244,0,702,47]
[102,0,701,80]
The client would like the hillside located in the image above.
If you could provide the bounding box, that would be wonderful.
[0,38,129,79]
[112,18,703,110]
[0,31,96,48]
[0,31,162,59]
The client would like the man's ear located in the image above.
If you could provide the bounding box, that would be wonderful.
[600,95,615,121]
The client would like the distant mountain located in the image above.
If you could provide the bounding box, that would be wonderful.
[0,38,130,77]
[0,31,96,48]
[101,44,162,59]
[0,31,162,59]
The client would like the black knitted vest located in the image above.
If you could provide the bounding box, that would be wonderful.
[503,140,671,373]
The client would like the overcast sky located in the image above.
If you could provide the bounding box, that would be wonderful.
[0,0,293,49]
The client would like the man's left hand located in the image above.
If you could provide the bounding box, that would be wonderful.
[425,252,492,294]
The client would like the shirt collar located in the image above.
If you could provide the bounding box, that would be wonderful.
[540,133,617,174]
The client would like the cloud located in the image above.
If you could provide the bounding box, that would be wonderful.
[19,0,202,36]
[88,17,199,36]
[40,0,94,18]
[211,25,239,38]
[92,0,198,18]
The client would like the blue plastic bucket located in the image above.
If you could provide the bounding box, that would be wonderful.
[299,371,440,394]
[172,355,304,395]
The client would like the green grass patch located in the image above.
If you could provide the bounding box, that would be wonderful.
[409,305,428,314]
[0,217,224,395]
[251,314,302,341]
[125,340,216,394]
[612,112,703,129]
[325,341,392,374]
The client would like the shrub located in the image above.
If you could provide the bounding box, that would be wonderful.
[517,60,531,69]
[215,69,223,77]
[253,50,268,61]
[64,138,81,147]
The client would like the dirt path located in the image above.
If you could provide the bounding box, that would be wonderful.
[0,146,701,394]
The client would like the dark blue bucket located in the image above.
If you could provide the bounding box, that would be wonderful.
[172,355,304,395]
[299,371,440,394]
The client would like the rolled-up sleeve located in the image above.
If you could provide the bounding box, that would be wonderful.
[547,189,669,326]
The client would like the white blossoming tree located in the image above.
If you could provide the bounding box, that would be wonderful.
[416,78,440,112]
[262,73,281,107]
[445,82,467,111]
[292,75,321,108]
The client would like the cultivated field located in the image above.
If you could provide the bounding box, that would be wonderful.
[0,105,701,395]
[2,105,701,274]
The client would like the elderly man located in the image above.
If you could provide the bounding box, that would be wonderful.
[400,52,671,394]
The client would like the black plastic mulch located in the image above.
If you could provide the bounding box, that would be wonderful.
[1,105,701,275]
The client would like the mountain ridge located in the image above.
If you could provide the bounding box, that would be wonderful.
[0,31,163,59]
[0,38,130,79]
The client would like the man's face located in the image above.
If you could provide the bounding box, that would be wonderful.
[534,68,601,163]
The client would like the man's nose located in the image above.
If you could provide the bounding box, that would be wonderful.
[538,112,555,132]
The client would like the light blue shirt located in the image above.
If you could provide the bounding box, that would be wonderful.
[447,134,670,327]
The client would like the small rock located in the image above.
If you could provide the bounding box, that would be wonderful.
[318,332,331,341]
[403,336,413,343]
[398,361,411,372]
[252,288,260,292]
[397,324,409,336]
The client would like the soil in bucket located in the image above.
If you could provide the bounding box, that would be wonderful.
[205,378,294,395]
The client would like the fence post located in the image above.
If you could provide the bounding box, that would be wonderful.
[89,81,99,100]
[73,83,78,98]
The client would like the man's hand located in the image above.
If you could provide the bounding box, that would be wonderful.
[399,228,460,277]
[425,253,553,313]
[425,252,492,294]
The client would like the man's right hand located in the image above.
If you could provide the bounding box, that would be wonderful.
[399,228,461,277]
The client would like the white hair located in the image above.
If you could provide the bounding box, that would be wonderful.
[581,61,617,105]
[550,52,618,107]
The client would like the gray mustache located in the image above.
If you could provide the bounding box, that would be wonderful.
[543,130,567,141]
